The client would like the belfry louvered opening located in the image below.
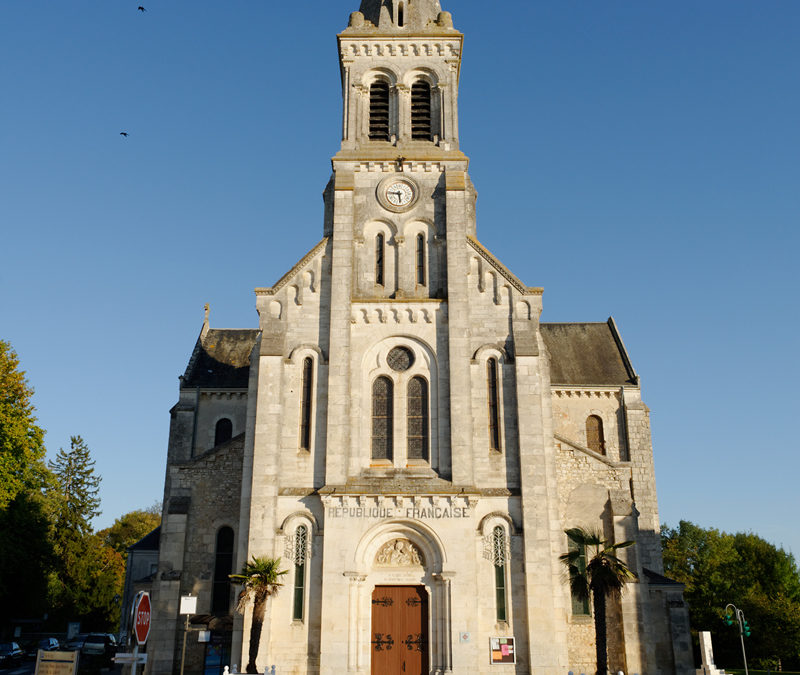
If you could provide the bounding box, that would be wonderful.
[411,81,432,141]
[369,80,391,141]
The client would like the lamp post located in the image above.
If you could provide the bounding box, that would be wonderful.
[725,603,751,675]
[179,595,197,675]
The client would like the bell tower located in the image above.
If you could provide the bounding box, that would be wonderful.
[337,0,463,154]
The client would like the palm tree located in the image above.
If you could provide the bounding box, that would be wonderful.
[230,556,287,674]
[559,527,637,675]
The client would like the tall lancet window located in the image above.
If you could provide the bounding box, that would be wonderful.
[411,81,432,141]
[211,527,234,614]
[375,233,385,286]
[369,80,391,141]
[292,525,308,621]
[487,358,501,451]
[416,234,426,286]
[492,526,508,622]
[397,1,405,27]
[299,357,314,451]
[407,376,429,461]
[372,377,393,460]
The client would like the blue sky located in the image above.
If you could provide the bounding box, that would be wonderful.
[1,1,798,559]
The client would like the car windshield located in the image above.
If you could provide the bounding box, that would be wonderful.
[85,637,105,644]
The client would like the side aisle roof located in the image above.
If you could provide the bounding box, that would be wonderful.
[178,320,638,389]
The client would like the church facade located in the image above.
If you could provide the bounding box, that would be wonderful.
[147,2,693,674]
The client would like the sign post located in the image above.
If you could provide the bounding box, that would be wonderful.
[179,595,197,675]
[115,592,151,675]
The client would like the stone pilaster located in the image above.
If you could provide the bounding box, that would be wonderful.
[325,171,355,485]
[444,170,474,486]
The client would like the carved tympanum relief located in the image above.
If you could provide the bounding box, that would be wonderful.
[375,539,424,567]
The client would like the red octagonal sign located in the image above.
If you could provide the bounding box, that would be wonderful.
[134,592,152,645]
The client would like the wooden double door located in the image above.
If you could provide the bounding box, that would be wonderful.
[371,585,429,675]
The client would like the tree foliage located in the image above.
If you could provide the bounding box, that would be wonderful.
[46,436,114,627]
[0,340,47,509]
[0,491,54,625]
[98,504,161,560]
[662,520,800,669]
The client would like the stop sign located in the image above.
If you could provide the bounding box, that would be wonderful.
[134,592,152,645]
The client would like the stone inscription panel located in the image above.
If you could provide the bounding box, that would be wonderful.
[327,506,470,520]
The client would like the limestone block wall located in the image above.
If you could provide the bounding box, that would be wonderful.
[551,388,628,462]
[623,390,663,574]
[351,168,446,301]
[149,437,244,675]
[193,391,248,454]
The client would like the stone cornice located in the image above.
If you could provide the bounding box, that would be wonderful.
[552,385,639,396]
[338,35,463,61]
[466,236,543,296]
[255,238,328,296]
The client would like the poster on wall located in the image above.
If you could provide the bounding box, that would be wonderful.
[489,637,516,664]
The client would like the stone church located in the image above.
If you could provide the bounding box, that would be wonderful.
[147,1,693,674]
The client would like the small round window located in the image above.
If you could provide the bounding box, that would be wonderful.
[387,346,414,372]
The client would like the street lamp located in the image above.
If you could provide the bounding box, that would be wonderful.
[724,603,751,675]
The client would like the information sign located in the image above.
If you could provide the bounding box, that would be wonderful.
[35,650,78,675]
[489,637,516,665]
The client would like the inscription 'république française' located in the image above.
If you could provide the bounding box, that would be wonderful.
[327,505,471,519]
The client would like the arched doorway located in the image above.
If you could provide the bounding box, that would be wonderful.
[352,520,451,675]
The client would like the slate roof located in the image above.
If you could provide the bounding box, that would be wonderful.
[128,526,160,552]
[178,319,637,391]
[181,329,259,389]
[540,318,638,387]
[643,567,684,587]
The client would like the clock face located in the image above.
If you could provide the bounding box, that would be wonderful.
[377,176,418,212]
[385,181,414,207]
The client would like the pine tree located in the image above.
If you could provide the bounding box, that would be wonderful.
[49,435,101,533]
[48,435,104,625]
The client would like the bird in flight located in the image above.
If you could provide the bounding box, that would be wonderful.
[120,132,129,137]
[138,6,146,11]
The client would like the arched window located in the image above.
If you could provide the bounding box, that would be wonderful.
[292,525,308,621]
[492,526,508,622]
[369,80,391,141]
[416,234,426,286]
[397,1,405,26]
[411,81,432,141]
[372,377,393,460]
[407,376,429,461]
[211,527,234,614]
[299,357,314,451]
[586,415,605,455]
[214,418,232,447]
[375,233,385,286]
[567,533,590,615]
[486,358,501,451]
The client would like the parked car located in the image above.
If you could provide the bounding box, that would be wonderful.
[63,634,88,651]
[80,634,116,669]
[0,642,24,668]
[25,638,60,659]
